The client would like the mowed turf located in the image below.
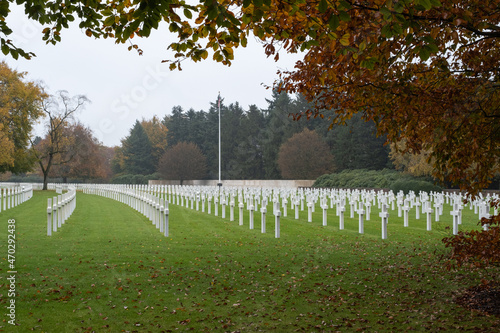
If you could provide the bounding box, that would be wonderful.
[0,190,499,332]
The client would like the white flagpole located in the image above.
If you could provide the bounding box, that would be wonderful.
[218,93,222,187]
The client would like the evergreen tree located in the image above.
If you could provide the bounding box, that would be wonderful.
[164,106,188,147]
[122,120,155,175]
[185,108,208,149]
[261,90,304,179]
[203,101,220,179]
[163,98,269,180]
[233,105,266,179]
[159,92,390,180]
[326,113,391,171]
[220,102,246,179]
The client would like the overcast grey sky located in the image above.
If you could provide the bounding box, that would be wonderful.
[4,5,301,147]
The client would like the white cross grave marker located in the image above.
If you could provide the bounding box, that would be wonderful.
[239,203,244,226]
[339,205,345,230]
[426,205,433,231]
[249,205,254,229]
[358,202,365,234]
[275,211,281,238]
[403,199,410,227]
[261,207,267,233]
[322,204,328,226]
[307,202,313,223]
[379,203,389,239]
[47,198,52,236]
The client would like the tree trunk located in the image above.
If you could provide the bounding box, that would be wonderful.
[40,154,53,190]
[42,170,49,190]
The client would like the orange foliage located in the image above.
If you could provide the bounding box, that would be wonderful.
[247,0,500,196]
[0,61,45,172]
[141,116,168,166]
[49,123,110,181]
[157,142,207,184]
[443,200,500,269]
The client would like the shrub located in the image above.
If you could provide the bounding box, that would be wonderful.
[313,169,401,188]
[8,174,45,183]
[390,179,442,194]
[111,173,156,184]
[314,169,441,192]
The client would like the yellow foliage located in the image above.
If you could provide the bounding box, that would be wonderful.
[389,140,434,177]
[0,61,45,173]
[141,116,168,163]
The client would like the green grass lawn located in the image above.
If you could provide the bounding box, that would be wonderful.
[0,190,498,332]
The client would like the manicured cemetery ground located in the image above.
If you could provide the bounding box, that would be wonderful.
[1,190,499,332]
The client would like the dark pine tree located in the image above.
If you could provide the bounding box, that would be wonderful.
[122,120,155,175]
[326,113,391,171]
[233,104,266,179]
[164,106,188,147]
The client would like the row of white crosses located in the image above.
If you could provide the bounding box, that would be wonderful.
[80,184,170,237]
[46,186,77,236]
[0,185,34,213]
[183,186,343,237]
[161,185,498,239]
[162,185,284,238]
[167,186,341,237]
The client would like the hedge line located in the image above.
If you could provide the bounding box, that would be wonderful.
[313,169,442,194]
[110,173,161,185]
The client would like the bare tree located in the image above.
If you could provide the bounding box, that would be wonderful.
[31,91,89,190]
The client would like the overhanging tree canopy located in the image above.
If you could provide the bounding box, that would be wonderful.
[3,0,499,194]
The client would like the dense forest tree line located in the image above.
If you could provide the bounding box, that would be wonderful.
[111,90,393,182]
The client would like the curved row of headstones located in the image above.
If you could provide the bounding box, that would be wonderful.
[66,183,498,239]
[80,184,170,237]
[78,184,284,237]
[46,186,77,236]
[0,185,34,213]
